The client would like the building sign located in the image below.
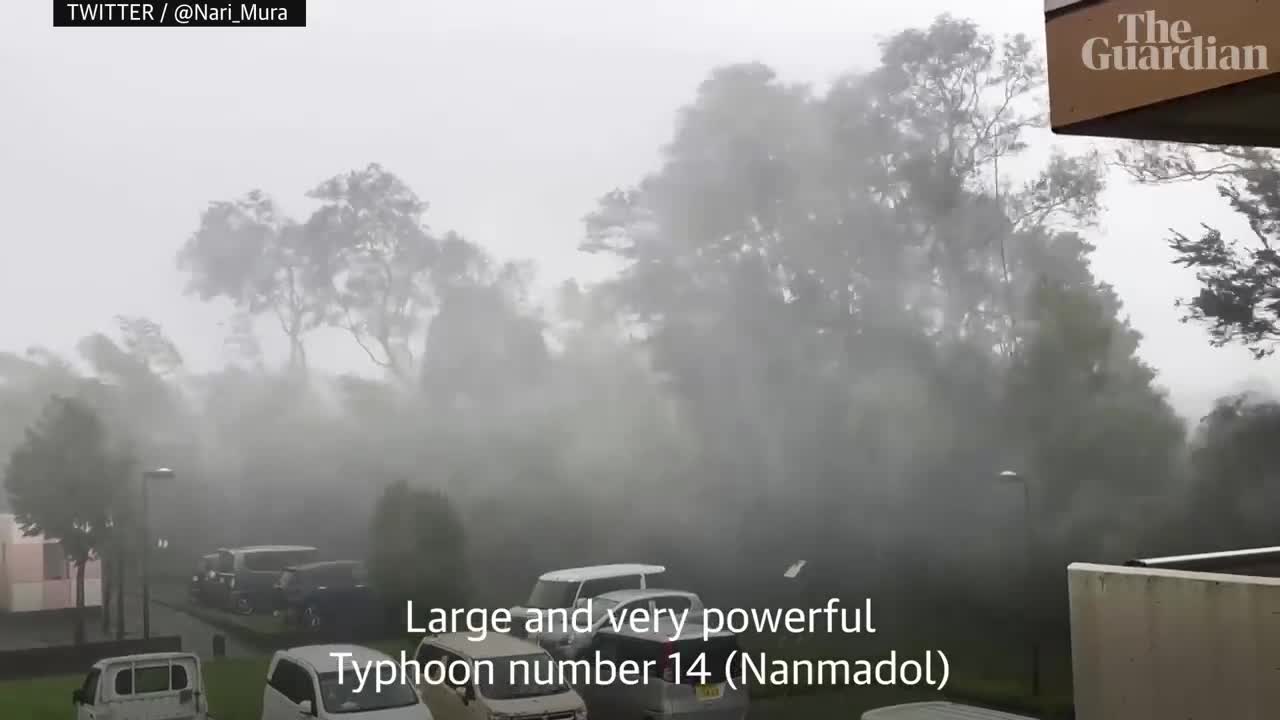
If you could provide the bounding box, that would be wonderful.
[1082,12,1269,71]
[1045,0,1092,11]
[1044,0,1279,128]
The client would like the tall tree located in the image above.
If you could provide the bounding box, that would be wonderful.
[178,190,327,371]
[421,260,549,410]
[368,480,469,625]
[305,164,465,380]
[4,396,132,644]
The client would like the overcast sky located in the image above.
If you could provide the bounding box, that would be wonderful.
[2,0,1274,421]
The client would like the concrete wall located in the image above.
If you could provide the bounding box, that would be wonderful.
[1069,562,1280,719]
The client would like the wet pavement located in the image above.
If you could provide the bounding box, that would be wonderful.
[0,591,254,660]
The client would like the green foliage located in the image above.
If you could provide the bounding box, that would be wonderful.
[1114,141,1280,357]
[368,480,469,623]
[4,396,132,556]
[3,395,133,643]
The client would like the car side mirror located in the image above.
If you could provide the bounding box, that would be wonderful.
[297,699,315,716]
[71,689,84,705]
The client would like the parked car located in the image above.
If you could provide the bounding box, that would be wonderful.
[413,632,586,720]
[261,644,432,719]
[215,545,319,615]
[861,702,1037,719]
[541,588,704,660]
[510,563,665,641]
[73,651,210,720]
[189,552,222,606]
[577,618,748,720]
[274,560,377,630]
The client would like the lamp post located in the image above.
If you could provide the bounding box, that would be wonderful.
[998,469,1040,699]
[141,467,175,640]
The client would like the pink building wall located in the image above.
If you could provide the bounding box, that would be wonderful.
[0,514,103,613]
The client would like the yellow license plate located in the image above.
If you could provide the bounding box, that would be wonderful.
[695,684,723,701]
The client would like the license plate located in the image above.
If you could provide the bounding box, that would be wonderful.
[695,683,723,701]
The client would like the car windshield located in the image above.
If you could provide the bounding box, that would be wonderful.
[526,580,577,608]
[317,671,419,714]
[479,654,570,700]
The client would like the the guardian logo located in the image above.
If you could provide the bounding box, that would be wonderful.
[1082,12,1267,71]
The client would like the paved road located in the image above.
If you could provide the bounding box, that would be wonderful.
[0,592,253,660]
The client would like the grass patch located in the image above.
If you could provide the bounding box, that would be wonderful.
[0,639,414,720]
[0,655,269,720]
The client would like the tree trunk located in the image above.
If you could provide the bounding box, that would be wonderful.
[115,549,126,640]
[101,553,112,635]
[73,560,86,646]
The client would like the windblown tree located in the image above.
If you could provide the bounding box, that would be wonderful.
[421,260,550,411]
[3,396,133,644]
[1113,142,1280,357]
[305,164,469,381]
[178,190,328,372]
[1180,393,1280,548]
[580,14,1182,607]
[0,348,84,512]
[76,316,194,634]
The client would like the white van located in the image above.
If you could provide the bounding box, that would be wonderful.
[72,651,209,720]
[260,644,433,720]
[510,564,665,641]
[412,632,586,720]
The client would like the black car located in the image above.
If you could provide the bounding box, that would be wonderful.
[215,545,319,615]
[188,553,222,606]
[273,560,377,630]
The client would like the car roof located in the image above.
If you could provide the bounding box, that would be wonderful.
[222,545,317,554]
[539,564,666,582]
[94,652,199,669]
[287,560,362,571]
[861,702,1038,720]
[425,632,546,659]
[595,588,698,603]
[284,645,391,673]
[600,620,731,642]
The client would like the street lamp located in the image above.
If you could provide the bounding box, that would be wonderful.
[998,469,1040,699]
[141,467,176,640]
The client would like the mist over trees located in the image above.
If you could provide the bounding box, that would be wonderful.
[0,14,1273,643]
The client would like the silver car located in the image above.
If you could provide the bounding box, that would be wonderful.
[577,620,748,720]
[862,702,1038,719]
[541,588,705,660]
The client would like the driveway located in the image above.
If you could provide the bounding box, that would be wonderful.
[0,592,253,660]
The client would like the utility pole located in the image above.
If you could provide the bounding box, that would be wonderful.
[999,470,1040,698]
[140,467,176,640]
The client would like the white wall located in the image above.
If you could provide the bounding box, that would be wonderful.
[1069,562,1280,719]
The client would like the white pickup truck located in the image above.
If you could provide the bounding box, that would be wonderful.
[71,651,211,720]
